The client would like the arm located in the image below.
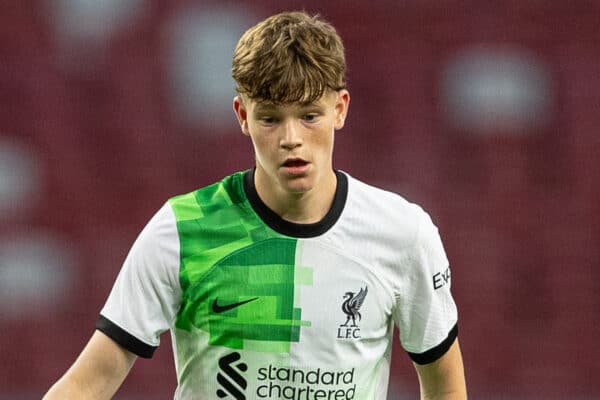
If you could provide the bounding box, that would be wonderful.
[43,330,137,400]
[414,339,467,400]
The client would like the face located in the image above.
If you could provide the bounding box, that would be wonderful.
[233,89,350,200]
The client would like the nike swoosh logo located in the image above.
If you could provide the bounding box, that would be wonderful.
[212,297,259,313]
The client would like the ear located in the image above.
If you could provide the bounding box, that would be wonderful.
[233,95,250,136]
[334,89,350,130]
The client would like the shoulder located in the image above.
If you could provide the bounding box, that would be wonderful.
[133,202,178,254]
[343,172,422,211]
[168,171,249,223]
[340,171,433,248]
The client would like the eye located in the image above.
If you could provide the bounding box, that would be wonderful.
[259,116,277,124]
[302,113,319,122]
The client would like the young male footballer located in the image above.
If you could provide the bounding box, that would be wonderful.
[44,11,466,399]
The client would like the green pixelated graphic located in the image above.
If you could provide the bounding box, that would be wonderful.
[169,172,312,353]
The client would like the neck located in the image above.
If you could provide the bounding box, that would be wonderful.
[254,168,337,224]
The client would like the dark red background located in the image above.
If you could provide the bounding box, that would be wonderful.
[1,1,598,398]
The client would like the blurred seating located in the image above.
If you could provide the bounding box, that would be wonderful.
[1,1,599,398]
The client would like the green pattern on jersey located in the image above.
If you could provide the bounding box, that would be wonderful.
[169,172,311,353]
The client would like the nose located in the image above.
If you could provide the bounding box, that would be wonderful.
[280,120,302,150]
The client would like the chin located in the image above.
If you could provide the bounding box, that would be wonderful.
[280,178,313,194]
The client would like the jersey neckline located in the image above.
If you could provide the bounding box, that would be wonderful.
[243,168,348,238]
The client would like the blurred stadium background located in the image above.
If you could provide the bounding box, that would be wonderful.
[1,1,599,399]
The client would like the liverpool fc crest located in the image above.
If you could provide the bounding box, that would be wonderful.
[337,286,368,339]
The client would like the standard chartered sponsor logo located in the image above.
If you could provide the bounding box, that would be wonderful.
[256,365,356,400]
[216,352,247,399]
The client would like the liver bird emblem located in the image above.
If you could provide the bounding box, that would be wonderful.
[341,286,368,327]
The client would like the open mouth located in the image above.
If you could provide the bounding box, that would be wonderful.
[283,159,308,167]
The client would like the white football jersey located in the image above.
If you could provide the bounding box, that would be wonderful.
[99,170,458,399]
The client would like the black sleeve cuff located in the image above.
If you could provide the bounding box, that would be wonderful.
[407,323,458,365]
[96,315,157,359]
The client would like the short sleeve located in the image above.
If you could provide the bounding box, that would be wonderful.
[393,208,458,365]
[97,202,181,358]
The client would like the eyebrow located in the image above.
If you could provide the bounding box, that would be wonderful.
[253,101,326,114]
[254,103,278,113]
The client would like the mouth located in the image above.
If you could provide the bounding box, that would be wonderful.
[281,158,310,175]
[282,158,309,168]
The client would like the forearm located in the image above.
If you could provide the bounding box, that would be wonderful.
[44,377,77,400]
[421,387,467,400]
[44,331,136,400]
[43,366,122,400]
[43,372,106,400]
[418,363,467,400]
[415,340,467,400]
[44,377,89,400]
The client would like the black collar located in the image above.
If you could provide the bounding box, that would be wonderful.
[243,169,348,238]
